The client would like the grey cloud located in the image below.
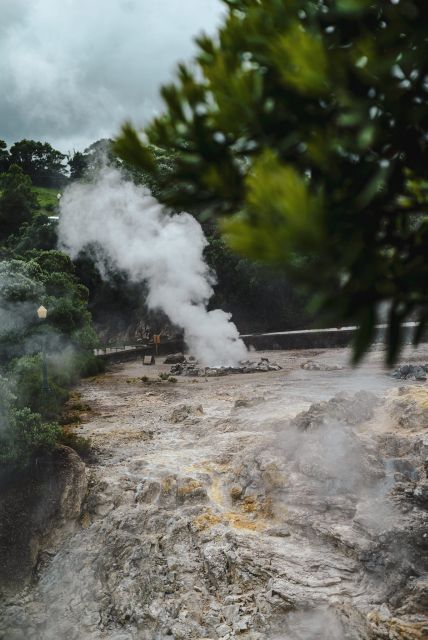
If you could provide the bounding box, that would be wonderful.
[0,0,224,152]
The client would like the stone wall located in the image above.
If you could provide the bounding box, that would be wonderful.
[242,324,426,351]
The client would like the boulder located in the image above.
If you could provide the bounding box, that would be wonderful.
[164,353,186,364]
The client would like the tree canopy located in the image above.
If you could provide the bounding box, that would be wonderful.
[0,140,9,173]
[8,139,67,188]
[0,164,37,238]
[116,0,428,364]
[68,139,117,181]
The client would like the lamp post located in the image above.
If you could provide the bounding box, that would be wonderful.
[37,305,50,393]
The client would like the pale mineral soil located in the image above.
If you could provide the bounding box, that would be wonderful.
[2,345,428,640]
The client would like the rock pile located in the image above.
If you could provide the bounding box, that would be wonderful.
[170,357,282,377]
[392,364,428,381]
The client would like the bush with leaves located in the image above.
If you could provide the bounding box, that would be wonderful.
[116,0,428,364]
[0,254,100,467]
[10,354,69,419]
[0,254,98,357]
[5,212,58,254]
[0,376,60,467]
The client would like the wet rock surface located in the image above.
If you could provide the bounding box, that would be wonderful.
[1,348,427,639]
[0,446,87,594]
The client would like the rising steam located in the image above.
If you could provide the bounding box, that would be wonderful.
[58,166,247,366]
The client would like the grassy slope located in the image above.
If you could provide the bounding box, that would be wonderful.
[33,187,60,215]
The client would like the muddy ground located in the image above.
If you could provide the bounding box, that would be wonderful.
[1,346,428,639]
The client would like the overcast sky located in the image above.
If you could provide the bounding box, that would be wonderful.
[0,0,224,153]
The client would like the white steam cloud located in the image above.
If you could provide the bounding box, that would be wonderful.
[58,167,247,366]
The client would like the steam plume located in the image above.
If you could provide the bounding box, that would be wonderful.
[58,166,247,366]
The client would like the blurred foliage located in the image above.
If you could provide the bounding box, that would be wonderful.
[116,0,428,364]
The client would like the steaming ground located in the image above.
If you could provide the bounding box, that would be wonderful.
[1,346,428,639]
[58,167,247,366]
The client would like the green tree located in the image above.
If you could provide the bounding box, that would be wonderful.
[0,256,99,410]
[68,150,87,180]
[116,0,428,364]
[67,139,120,181]
[0,140,9,173]
[6,212,58,254]
[0,375,60,467]
[0,164,37,238]
[9,139,67,188]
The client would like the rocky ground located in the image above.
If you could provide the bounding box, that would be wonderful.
[1,346,427,640]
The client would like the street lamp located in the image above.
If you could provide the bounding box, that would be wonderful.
[37,305,50,393]
[37,305,47,320]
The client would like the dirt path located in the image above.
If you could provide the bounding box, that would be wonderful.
[3,347,428,639]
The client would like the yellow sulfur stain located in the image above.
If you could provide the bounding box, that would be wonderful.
[161,477,175,493]
[242,496,257,513]
[192,511,223,531]
[224,512,266,532]
[192,506,267,534]
[368,611,428,639]
[177,480,203,497]
[208,475,226,507]
[397,385,428,408]
[80,512,91,529]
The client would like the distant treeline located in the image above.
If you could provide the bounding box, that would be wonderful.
[0,138,113,189]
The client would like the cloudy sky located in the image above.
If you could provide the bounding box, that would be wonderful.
[1,0,224,153]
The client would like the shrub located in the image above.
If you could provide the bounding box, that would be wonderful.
[0,240,101,471]
[0,376,60,467]
[11,354,68,419]
[58,431,91,459]
[72,351,105,378]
